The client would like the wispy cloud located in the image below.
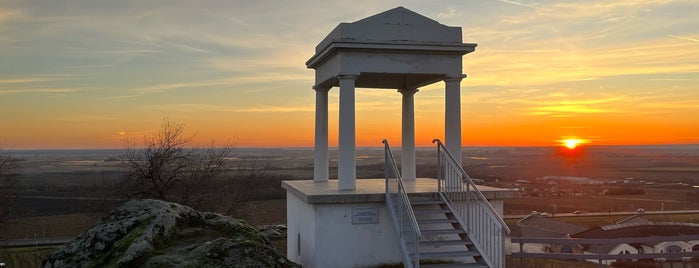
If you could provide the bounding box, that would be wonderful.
[528,105,610,115]
[0,88,81,96]
[0,78,49,84]
[236,105,315,113]
[669,34,699,42]
[492,0,543,10]
[51,115,119,122]
[0,75,75,84]
[147,103,314,114]
[467,38,699,87]
[437,8,458,19]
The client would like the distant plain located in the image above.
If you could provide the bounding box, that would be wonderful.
[4,144,699,240]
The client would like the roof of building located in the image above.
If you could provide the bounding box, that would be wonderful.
[313,6,468,54]
[572,222,699,239]
[616,215,651,225]
[516,214,587,238]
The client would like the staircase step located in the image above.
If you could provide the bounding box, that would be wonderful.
[422,229,466,235]
[410,199,445,205]
[420,239,473,247]
[421,263,487,268]
[413,208,451,215]
[417,218,458,225]
[416,250,480,259]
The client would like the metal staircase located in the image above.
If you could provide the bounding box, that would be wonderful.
[410,196,488,268]
[383,139,510,268]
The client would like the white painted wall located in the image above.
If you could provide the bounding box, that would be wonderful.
[313,203,403,267]
[286,189,508,267]
[286,193,402,268]
[286,192,316,264]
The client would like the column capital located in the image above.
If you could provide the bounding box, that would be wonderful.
[398,88,419,95]
[313,85,330,92]
[444,74,467,83]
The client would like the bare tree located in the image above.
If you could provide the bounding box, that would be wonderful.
[119,118,258,213]
[211,160,269,216]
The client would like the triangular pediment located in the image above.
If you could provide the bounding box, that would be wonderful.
[311,6,466,54]
[354,6,441,26]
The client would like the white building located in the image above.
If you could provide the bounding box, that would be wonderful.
[283,6,514,268]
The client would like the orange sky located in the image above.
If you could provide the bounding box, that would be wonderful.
[1,1,698,149]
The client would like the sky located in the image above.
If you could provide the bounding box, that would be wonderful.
[1,0,698,149]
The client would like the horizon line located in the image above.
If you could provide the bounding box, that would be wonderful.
[6,143,699,151]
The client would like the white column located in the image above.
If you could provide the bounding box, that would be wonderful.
[399,88,418,181]
[445,76,464,167]
[338,75,357,191]
[313,85,330,182]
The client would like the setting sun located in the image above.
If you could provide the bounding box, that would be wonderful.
[561,138,585,149]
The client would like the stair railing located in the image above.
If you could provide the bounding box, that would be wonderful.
[383,139,421,268]
[433,139,511,268]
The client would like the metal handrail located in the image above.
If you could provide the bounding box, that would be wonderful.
[433,139,511,268]
[383,139,421,268]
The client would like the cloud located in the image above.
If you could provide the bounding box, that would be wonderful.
[0,88,81,96]
[528,105,609,115]
[0,75,77,84]
[492,0,543,10]
[465,37,699,87]
[147,103,315,114]
[437,8,458,19]
[51,115,119,122]
[235,105,315,113]
[112,72,309,98]
[669,34,699,42]
[0,78,49,84]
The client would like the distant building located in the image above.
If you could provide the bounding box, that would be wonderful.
[515,214,699,265]
[516,214,587,253]
[572,218,699,264]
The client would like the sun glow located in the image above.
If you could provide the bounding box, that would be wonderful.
[561,138,585,149]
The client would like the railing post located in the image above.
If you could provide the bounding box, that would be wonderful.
[414,232,420,268]
[436,143,441,193]
[466,182,471,232]
[519,241,524,268]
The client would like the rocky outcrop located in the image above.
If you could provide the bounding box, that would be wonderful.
[257,224,287,240]
[43,199,298,268]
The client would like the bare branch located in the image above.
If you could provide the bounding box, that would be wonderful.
[117,118,257,214]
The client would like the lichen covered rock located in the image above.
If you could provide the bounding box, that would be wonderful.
[43,199,298,268]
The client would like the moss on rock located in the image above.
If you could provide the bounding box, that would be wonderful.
[42,199,299,268]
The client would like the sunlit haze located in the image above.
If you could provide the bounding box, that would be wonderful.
[1,1,698,149]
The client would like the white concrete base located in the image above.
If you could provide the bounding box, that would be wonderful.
[286,190,402,268]
[283,179,514,268]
